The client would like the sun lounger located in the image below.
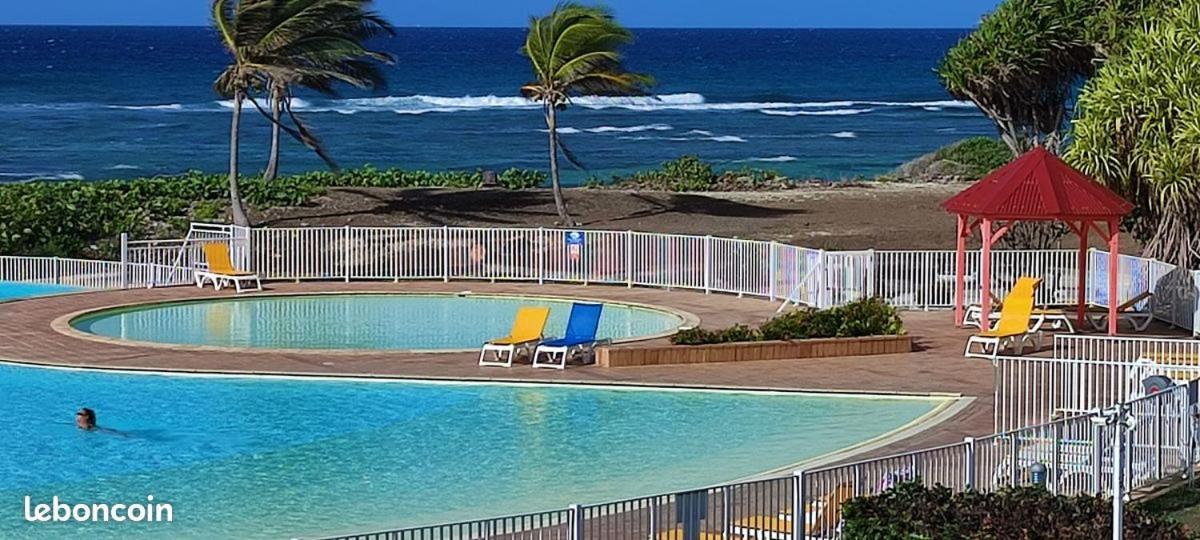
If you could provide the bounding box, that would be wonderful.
[964,277,1042,359]
[479,306,550,367]
[1085,291,1155,332]
[732,483,854,540]
[194,243,262,293]
[532,303,607,369]
[963,292,1004,329]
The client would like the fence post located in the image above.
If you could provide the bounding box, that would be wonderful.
[537,227,545,285]
[792,470,806,539]
[625,230,634,288]
[768,242,778,301]
[119,233,129,289]
[1009,434,1020,487]
[963,437,975,491]
[568,504,583,540]
[1051,422,1062,495]
[703,235,712,294]
[866,249,876,298]
[818,250,829,309]
[343,226,351,283]
[1092,422,1104,495]
[52,256,61,285]
[1156,397,1164,481]
[442,226,450,283]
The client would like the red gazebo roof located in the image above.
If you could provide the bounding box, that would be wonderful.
[941,147,1133,221]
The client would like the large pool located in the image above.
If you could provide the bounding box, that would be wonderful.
[0,364,945,539]
[0,281,80,302]
[72,294,687,351]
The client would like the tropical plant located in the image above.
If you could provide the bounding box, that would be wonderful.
[0,166,546,259]
[520,3,652,225]
[212,0,263,226]
[937,0,1097,155]
[841,481,1191,539]
[256,0,395,181]
[669,298,904,345]
[212,0,394,225]
[1068,1,1200,268]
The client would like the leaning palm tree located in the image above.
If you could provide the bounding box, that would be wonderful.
[213,0,394,225]
[521,3,651,225]
[212,0,268,226]
[257,0,394,181]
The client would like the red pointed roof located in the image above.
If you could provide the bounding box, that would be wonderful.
[941,147,1133,220]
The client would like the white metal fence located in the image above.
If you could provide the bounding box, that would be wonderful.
[990,335,1200,432]
[4,224,1198,335]
[324,382,1196,540]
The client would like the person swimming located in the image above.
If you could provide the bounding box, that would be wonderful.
[75,408,97,431]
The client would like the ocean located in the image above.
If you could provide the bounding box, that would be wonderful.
[0,26,994,184]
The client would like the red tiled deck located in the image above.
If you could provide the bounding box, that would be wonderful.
[0,281,996,458]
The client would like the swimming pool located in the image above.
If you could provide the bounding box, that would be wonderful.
[71,294,688,351]
[0,364,946,539]
[0,281,80,302]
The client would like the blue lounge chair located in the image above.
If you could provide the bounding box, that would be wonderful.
[532,303,607,369]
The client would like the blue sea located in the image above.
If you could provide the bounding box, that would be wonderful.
[0,26,993,184]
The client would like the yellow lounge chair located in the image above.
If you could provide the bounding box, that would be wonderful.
[1086,291,1155,332]
[479,306,551,367]
[194,243,262,293]
[964,277,1041,359]
[732,484,854,540]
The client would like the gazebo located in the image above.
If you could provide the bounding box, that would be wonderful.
[942,147,1135,336]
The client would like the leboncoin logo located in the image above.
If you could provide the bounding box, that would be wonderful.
[24,495,173,523]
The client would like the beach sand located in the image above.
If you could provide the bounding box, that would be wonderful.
[253,183,968,250]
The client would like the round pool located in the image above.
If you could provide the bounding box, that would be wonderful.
[70,293,689,351]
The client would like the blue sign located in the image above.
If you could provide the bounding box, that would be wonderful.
[565,231,585,246]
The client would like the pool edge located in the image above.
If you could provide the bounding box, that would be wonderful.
[53,289,702,356]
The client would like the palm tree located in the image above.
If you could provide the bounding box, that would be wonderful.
[257,0,394,181]
[212,0,265,226]
[213,0,394,225]
[521,3,651,225]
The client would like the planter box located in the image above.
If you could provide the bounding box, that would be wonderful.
[596,334,912,368]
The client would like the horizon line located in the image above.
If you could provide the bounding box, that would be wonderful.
[1,23,973,31]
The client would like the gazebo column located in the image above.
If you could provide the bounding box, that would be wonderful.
[1107,219,1120,335]
[1076,220,1089,328]
[954,214,968,326]
[979,218,993,326]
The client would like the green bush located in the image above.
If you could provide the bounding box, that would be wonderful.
[670,298,903,345]
[602,155,792,191]
[935,137,1012,178]
[0,166,546,259]
[842,481,1192,540]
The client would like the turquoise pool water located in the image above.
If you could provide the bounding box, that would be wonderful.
[0,364,943,539]
[0,281,80,302]
[72,294,686,351]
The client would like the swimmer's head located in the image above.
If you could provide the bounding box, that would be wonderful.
[75,408,96,430]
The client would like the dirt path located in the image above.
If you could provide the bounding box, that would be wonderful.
[254,183,965,250]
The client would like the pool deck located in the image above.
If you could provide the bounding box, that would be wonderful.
[0,281,996,459]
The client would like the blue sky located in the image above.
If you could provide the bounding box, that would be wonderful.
[4,0,1000,28]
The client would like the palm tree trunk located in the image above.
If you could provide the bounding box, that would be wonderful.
[228,91,251,227]
[264,88,282,181]
[545,106,573,225]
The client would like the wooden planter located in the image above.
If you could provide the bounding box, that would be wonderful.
[596,334,912,368]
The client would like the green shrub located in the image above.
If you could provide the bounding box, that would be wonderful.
[601,155,791,191]
[935,137,1012,178]
[670,298,903,345]
[842,481,1191,540]
[0,166,547,259]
